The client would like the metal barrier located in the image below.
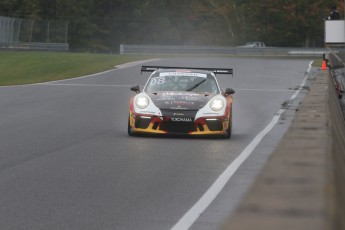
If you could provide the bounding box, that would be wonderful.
[0,42,69,51]
[120,44,328,57]
[329,69,345,229]
[0,15,69,51]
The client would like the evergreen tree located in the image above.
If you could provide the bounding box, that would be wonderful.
[0,0,343,50]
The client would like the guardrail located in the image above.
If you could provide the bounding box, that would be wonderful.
[329,68,345,229]
[0,42,69,51]
[120,44,329,57]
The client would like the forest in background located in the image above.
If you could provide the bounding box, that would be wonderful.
[0,0,343,52]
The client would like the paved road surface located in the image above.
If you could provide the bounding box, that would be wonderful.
[0,57,311,230]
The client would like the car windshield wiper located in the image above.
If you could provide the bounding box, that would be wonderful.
[186,79,206,91]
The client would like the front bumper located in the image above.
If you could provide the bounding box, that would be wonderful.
[128,111,230,136]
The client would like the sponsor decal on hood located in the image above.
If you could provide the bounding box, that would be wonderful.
[149,91,214,110]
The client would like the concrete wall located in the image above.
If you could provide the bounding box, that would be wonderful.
[329,70,345,229]
[224,70,345,229]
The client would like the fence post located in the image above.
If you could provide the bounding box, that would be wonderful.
[47,20,51,43]
[15,19,22,43]
[120,44,124,54]
[29,20,35,43]
[65,21,69,43]
[0,16,3,42]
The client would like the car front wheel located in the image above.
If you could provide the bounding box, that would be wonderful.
[224,109,232,139]
[128,115,133,136]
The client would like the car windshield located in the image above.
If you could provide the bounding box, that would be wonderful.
[144,71,219,94]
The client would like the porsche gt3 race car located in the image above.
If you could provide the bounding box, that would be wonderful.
[128,66,235,138]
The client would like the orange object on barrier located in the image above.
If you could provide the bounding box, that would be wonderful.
[321,60,327,70]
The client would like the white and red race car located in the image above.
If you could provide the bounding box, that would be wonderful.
[128,66,235,138]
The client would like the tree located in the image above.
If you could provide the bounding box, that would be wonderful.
[237,0,338,47]
[0,0,40,19]
[1,0,342,50]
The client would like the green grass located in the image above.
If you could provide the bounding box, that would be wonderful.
[0,51,158,86]
[312,59,323,67]
[0,51,323,86]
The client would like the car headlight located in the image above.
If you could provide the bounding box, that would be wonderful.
[210,98,224,111]
[135,96,149,109]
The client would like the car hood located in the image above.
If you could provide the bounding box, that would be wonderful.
[148,91,214,110]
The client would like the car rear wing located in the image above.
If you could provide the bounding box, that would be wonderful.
[141,66,233,76]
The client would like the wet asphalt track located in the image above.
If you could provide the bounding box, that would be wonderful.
[0,57,312,230]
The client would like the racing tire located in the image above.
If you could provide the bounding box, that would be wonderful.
[128,115,133,136]
[224,109,232,139]
[224,123,232,139]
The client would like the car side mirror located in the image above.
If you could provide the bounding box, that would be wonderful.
[225,88,235,95]
[130,84,140,93]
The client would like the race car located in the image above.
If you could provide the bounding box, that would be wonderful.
[128,66,235,138]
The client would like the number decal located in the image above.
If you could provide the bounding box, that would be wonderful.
[157,76,165,84]
[150,76,165,86]
[150,78,157,86]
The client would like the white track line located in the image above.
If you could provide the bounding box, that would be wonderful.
[170,61,313,230]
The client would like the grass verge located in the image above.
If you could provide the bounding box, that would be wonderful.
[312,59,323,67]
[0,51,323,86]
[0,51,158,86]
